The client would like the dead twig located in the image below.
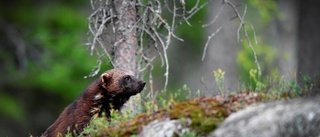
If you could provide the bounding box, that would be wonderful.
[201,0,261,74]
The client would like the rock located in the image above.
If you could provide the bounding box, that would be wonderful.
[139,118,191,137]
[209,97,320,137]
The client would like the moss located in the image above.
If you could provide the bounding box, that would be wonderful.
[83,92,265,137]
[167,98,228,134]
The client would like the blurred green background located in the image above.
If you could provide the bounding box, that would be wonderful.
[0,0,102,136]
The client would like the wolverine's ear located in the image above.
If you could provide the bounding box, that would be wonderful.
[101,73,111,83]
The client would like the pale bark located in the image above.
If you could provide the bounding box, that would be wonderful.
[113,0,138,75]
[112,0,143,115]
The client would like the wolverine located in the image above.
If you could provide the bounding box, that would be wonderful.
[42,69,146,137]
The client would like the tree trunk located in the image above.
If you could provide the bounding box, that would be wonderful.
[112,0,140,114]
[297,0,320,90]
[113,0,138,75]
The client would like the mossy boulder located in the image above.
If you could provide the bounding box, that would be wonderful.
[82,92,262,137]
[210,96,320,137]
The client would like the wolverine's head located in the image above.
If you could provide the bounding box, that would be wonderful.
[99,69,146,96]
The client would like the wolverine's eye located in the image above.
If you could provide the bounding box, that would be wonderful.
[124,76,132,83]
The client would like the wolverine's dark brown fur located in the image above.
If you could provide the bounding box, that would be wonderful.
[42,69,145,137]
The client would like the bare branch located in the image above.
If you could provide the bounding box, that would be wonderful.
[249,23,258,45]
[87,0,260,90]
[201,25,223,61]
[202,0,261,74]
[224,0,261,73]
[202,4,225,28]
[186,1,209,20]
[84,57,102,78]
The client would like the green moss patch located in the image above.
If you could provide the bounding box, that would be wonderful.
[81,92,265,137]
